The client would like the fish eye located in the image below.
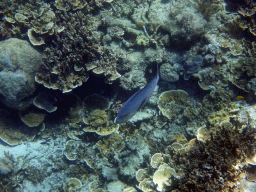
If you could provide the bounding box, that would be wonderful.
[124,114,128,117]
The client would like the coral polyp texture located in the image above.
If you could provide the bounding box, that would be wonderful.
[1,0,256,191]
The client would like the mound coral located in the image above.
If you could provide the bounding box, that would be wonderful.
[0,38,42,110]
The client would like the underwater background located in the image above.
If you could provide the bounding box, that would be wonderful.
[0,0,256,191]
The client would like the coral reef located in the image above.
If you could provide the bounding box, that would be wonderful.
[0,38,42,110]
[0,0,62,42]
[82,94,119,136]
[157,89,204,126]
[35,6,121,92]
[33,92,58,113]
[0,152,14,175]
[160,63,180,83]
[19,106,46,127]
[0,109,37,146]
[1,0,256,191]
[136,115,256,191]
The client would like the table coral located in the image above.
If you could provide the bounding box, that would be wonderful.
[55,0,89,11]
[33,92,58,113]
[0,109,37,146]
[95,133,125,169]
[64,178,82,192]
[19,107,46,127]
[136,168,148,182]
[157,89,203,125]
[150,153,164,169]
[82,94,118,136]
[153,163,176,191]
[2,1,56,36]
[27,28,45,46]
[158,90,189,120]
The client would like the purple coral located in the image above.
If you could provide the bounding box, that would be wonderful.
[111,100,123,115]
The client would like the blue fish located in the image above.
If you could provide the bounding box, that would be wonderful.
[115,65,159,123]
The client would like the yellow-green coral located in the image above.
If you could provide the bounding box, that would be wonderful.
[4,1,56,35]
[82,94,118,136]
[55,0,89,11]
[157,89,189,120]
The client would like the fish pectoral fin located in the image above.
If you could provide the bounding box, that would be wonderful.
[137,98,147,111]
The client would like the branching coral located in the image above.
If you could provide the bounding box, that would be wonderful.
[0,152,14,175]
[171,122,256,191]
[136,117,256,192]
[190,0,224,21]
[36,9,120,92]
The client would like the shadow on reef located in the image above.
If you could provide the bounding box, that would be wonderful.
[72,74,114,99]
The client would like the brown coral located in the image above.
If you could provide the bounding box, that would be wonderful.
[1,1,56,38]
[136,102,256,192]
[36,9,120,92]
[172,123,256,191]
[0,109,37,146]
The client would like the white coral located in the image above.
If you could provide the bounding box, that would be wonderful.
[0,156,13,175]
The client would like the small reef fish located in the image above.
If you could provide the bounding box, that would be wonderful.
[235,95,245,100]
[115,65,159,123]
